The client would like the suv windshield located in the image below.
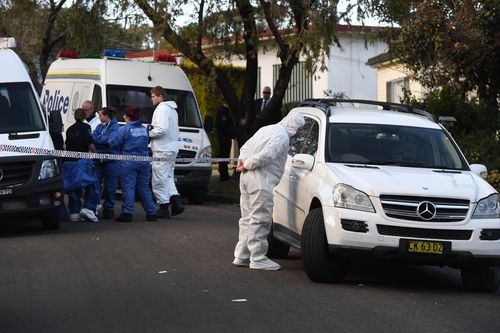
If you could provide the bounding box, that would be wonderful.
[327,123,467,170]
[106,85,202,127]
[0,82,45,134]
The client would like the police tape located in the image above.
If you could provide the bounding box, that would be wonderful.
[0,144,238,164]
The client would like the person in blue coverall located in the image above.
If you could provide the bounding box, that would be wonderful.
[92,107,120,219]
[64,108,100,222]
[109,106,157,222]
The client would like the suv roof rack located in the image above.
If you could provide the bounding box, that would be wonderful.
[300,98,437,123]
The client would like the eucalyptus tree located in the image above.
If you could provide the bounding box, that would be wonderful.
[133,0,343,139]
[0,0,149,89]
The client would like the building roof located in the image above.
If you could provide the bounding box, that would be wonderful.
[366,51,394,67]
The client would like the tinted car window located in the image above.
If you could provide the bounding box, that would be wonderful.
[288,117,319,156]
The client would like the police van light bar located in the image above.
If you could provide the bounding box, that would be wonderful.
[0,37,16,48]
[57,50,78,58]
[104,49,125,58]
[154,52,176,63]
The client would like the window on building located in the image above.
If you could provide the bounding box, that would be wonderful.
[386,77,410,103]
[255,67,261,100]
[273,62,313,103]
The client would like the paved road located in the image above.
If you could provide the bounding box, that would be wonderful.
[1,203,499,333]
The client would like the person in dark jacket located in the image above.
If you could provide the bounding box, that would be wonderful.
[215,99,238,182]
[92,107,120,219]
[48,110,64,150]
[64,108,100,222]
[109,106,157,222]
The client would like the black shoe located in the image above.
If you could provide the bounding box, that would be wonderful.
[146,215,157,222]
[170,195,185,216]
[102,210,114,219]
[115,214,132,222]
[157,203,170,219]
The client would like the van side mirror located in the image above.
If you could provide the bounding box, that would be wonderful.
[204,115,213,134]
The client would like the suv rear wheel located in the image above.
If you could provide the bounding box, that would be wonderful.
[461,265,500,293]
[267,223,290,259]
[301,208,349,283]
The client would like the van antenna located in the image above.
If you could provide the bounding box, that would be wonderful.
[147,50,153,81]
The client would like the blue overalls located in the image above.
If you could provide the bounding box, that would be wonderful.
[93,118,120,214]
[109,120,156,216]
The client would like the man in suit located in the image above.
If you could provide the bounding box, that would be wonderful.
[254,86,272,114]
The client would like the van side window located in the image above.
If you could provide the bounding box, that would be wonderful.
[92,85,102,111]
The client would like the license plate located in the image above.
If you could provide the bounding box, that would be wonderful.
[408,240,444,254]
[0,188,13,196]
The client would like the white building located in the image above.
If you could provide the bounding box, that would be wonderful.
[128,25,388,103]
[227,25,388,102]
[367,51,428,103]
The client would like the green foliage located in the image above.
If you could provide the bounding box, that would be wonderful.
[182,63,245,156]
[0,0,151,87]
[371,0,500,108]
[402,86,499,134]
[281,101,301,117]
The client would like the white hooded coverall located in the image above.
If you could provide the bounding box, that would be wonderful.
[149,100,180,205]
[234,111,305,264]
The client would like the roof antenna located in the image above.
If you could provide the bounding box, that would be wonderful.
[147,50,154,81]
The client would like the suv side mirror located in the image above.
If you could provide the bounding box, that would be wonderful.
[204,115,213,134]
[292,153,315,171]
[470,164,488,179]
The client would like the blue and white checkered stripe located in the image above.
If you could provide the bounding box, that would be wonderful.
[0,144,236,163]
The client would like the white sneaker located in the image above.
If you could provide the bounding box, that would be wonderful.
[232,258,250,267]
[70,213,83,222]
[249,259,281,271]
[80,208,99,222]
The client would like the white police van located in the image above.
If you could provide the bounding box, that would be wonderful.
[0,37,63,230]
[42,50,212,204]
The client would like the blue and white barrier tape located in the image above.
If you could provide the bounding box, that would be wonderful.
[0,144,237,163]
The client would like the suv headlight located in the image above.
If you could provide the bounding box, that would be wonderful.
[198,145,212,162]
[38,159,59,180]
[472,193,500,219]
[333,184,375,212]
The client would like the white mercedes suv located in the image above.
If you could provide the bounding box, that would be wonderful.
[270,99,500,292]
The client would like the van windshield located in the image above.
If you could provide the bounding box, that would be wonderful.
[0,82,46,134]
[106,85,202,127]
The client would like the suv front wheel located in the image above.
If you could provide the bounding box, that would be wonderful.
[301,208,349,283]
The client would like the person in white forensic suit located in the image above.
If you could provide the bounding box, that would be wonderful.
[149,85,184,219]
[233,111,305,270]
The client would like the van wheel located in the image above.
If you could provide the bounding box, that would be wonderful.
[267,223,290,259]
[301,208,349,283]
[461,265,500,293]
[41,213,61,230]
[188,193,206,205]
